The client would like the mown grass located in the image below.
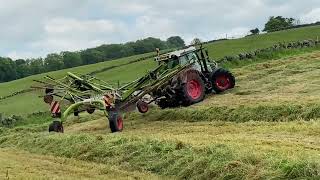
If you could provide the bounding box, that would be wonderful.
[0,129,318,179]
[0,148,161,180]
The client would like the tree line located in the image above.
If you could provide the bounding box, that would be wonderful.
[0,36,185,83]
[249,16,319,35]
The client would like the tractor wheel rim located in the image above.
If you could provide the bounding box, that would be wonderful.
[117,116,123,130]
[140,104,148,113]
[216,75,230,90]
[187,80,201,99]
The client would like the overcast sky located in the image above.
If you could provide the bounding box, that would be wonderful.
[1,0,319,59]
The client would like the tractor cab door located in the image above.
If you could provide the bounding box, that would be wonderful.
[179,53,202,72]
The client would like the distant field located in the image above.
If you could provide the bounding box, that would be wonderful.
[0,52,154,98]
[206,25,320,59]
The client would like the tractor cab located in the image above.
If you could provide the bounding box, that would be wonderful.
[155,46,217,74]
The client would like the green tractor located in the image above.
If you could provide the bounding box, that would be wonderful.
[152,46,235,109]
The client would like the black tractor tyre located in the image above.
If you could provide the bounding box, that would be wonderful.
[137,101,149,114]
[49,121,64,133]
[211,68,235,93]
[74,111,79,117]
[86,107,95,114]
[108,111,124,133]
[181,72,205,105]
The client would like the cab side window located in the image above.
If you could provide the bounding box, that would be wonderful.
[179,55,188,65]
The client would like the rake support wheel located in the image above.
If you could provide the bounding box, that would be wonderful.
[49,121,64,133]
[137,101,149,114]
[108,110,124,133]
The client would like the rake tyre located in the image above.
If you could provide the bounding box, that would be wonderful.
[137,101,149,114]
[48,121,64,133]
[108,111,124,133]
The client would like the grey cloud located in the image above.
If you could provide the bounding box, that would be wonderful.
[0,0,319,59]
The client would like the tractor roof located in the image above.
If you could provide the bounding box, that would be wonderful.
[155,47,196,62]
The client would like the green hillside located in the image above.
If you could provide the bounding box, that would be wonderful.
[1,50,319,179]
[1,25,319,116]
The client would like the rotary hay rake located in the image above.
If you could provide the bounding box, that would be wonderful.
[32,62,194,133]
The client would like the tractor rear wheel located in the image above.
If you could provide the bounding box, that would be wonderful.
[211,68,235,93]
[108,111,123,133]
[49,121,64,133]
[181,72,205,105]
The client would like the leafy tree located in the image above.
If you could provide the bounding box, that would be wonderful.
[250,28,260,35]
[0,57,17,82]
[80,49,104,64]
[62,51,82,68]
[44,53,64,71]
[191,38,202,45]
[167,36,185,48]
[15,59,31,78]
[28,58,44,75]
[96,44,125,59]
[263,16,295,32]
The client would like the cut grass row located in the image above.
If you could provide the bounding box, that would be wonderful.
[0,120,319,179]
[0,148,161,180]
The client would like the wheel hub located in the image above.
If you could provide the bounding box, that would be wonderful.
[187,80,201,99]
[216,75,230,90]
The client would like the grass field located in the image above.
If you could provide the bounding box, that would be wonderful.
[206,25,320,58]
[1,25,320,116]
[0,26,320,179]
[0,50,320,179]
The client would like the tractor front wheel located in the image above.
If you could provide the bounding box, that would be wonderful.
[49,121,64,133]
[108,111,124,133]
[211,68,235,93]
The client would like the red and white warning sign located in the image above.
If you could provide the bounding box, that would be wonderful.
[50,101,61,114]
